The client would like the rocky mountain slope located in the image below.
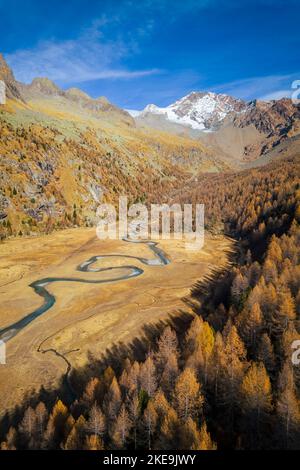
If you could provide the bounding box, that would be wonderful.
[198,97,300,164]
[132,91,246,130]
[0,53,24,101]
[233,98,300,157]
[133,91,300,164]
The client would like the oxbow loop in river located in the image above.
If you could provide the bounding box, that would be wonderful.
[0,239,170,343]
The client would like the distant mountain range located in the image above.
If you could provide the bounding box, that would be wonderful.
[129,91,300,163]
[128,91,246,131]
[1,50,299,156]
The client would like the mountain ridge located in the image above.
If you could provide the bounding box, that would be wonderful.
[130,91,246,131]
[0,53,24,102]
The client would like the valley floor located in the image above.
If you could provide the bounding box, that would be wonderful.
[0,228,233,414]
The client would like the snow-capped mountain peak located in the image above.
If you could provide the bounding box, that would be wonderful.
[136,91,246,130]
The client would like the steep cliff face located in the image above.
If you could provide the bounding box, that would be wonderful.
[0,53,24,101]
[234,98,300,136]
[231,98,300,160]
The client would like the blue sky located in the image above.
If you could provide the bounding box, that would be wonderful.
[1,0,299,109]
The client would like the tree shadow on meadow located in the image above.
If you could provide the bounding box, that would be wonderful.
[0,240,237,443]
[0,308,194,440]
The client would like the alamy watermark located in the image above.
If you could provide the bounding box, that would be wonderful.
[291,80,300,104]
[0,80,6,105]
[96,196,204,250]
[291,340,300,365]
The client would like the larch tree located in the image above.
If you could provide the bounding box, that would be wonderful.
[247,261,261,288]
[103,366,115,390]
[160,352,179,396]
[231,271,249,308]
[157,407,179,450]
[139,354,157,398]
[63,416,85,451]
[128,391,140,449]
[238,302,263,352]
[156,326,178,373]
[185,316,204,356]
[86,402,106,438]
[119,358,134,396]
[143,400,158,450]
[119,369,130,396]
[220,325,247,434]
[276,288,296,333]
[267,235,283,267]
[63,426,78,450]
[199,421,217,450]
[104,377,122,426]
[35,401,48,447]
[263,258,278,284]
[208,331,226,401]
[112,404,132,449]
[256,333,276,377]
[69,415,86,450]
[277,361,300,449]
[245,249,252,266]
[82,377,101,405]
[152,389,171,424]
[44,399,70,449]
[127,361,140,395]
[185,318,214,387]
[240,362,272,447]
[186,344,204,378]
[85,434,104,450]
[179,417,201,450]
[0,427,17,450]
[18,406,37,449]
[222,317,233,341]
[209,303,227,331]
[196,321,215,386]
[260,282,278,335]
[225,324,246,361]
[246,279,264,309]
[173,367,203,422]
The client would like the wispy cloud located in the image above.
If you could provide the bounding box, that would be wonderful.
[259,89,292,100]
[211,73,299,101]
[116,69,203,108]
[5,20,161,85]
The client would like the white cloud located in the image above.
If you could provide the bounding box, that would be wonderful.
[5,23,161,85]
[259,89,292,100]
[212,73,300,101]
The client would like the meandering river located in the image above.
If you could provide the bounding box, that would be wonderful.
[0,239,170,343]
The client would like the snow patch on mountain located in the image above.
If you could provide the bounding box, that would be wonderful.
[126,109,142,117]
[137,91,246,130]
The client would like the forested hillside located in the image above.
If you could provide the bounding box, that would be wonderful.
[0,54,227,240]
[1,154,299,450]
